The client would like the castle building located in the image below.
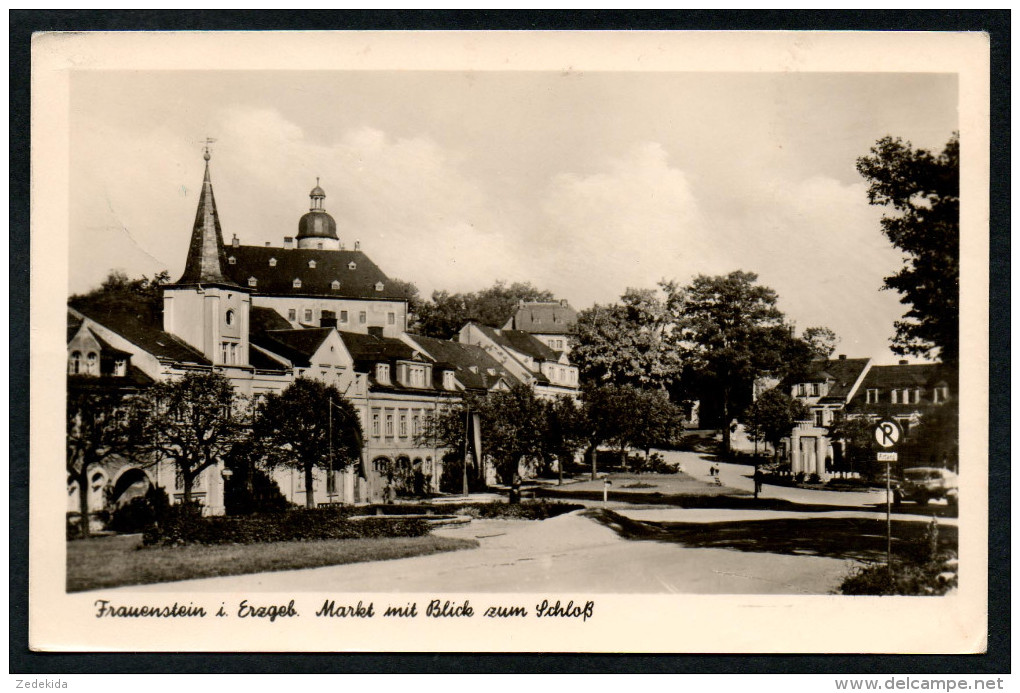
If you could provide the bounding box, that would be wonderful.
[68,151,537,516]
[502,299,578,355]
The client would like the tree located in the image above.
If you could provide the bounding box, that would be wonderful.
[387,277,422,316]
[629,388,687,459]
[413,281,556,339]
[252,378,362,508]
[743,389,808,462]
[69,270,171,329]
[574,383,642,480]
[802,326,840,360]
[66,387,144,537]
[540,396,587,484]
[826,412,878,478]
[856,133,959,369]
[570,285,684,389]
[139,372,246,505]
[672,271,795,455]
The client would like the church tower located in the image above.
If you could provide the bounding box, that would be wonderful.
[162,148,251,366]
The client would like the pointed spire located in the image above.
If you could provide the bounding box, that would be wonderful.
[174,150,238,286]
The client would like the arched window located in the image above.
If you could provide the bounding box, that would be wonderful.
[86,352,98,375]
[69,351,82,374]
[225,309,235,326]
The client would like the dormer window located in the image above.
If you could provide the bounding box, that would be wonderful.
[114,358,127,377]
[375,282,384,292]
[331,280,340,290]
[248,277,257,287]
[443,370,456,391]
[269,257,277,267]
[348,261,357,270]
[293,278,302,289]
[308,260,316,269]
[228,256,236,265]
[376,363,390,384]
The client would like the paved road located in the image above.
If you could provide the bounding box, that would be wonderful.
[115,512,853,595]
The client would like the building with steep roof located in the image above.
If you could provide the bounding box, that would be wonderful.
[503,299,578,355]
[403,333,520,394]
[458,322,579,400]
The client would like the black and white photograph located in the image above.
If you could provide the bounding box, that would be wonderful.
[29,30,990,654]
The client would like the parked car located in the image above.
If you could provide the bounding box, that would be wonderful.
[893,467,958,506]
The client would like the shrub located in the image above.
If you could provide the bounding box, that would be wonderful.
[224,465,290,516]
[456,501,583,521]
[109,485,171,534]
[142,503,431,546]
[794,471,806,484]
[840,517,957,595]
[807,473,821,484]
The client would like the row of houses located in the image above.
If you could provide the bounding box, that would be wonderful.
[67,153,581,516]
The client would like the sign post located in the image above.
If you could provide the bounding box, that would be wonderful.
[873,419,902,575]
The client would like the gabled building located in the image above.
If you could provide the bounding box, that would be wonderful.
[402,333,520,395]
[458,322,579,400]
[503,299,578,355]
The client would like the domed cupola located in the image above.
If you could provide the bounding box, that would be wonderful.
[297,178,340,250]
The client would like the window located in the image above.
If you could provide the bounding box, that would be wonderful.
[376,363,390,384]
[557,340,564,350]
[317,242,324,250]
[85,352,98,375]
[221,343,228,363]
[331,280,340,290]
[288,309,297,321]
[339,310,348,323]
[375,282,384,292]
[371,412,381,437]
[866,388,879,404]
[228,256,236,265]
[814,410,825,427]
[293,278,302,289]
[387,312,395,325]
[412,414,420,437]
[326,470,337,495]
[797,383,807,397]
[891,389,899,404]
[399,413,408,437]
[308,260,316,269]
[385,414,394,437]
[443,370,455,390]
[114,358,126,376]
[225,309,235,326]
[304,309,313,322]
[810,383,820,397]
[359,311,367,324]
[230,343,237,364]
[348,261,357,270]
[269,257,277,267]
[248,277,257,287]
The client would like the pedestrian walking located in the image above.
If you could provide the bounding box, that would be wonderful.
[753,467,764,498]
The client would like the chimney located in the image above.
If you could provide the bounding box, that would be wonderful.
[320,310,337,329]
[367,326,383,338]
[231,234,239,248]
[283,236,294,249]
[899,359,909,365]
[560,298,568,307]
[265,241,271,247]
[838,354,846,360]
[354,240,361,251]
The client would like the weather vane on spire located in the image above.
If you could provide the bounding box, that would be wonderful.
[202,137,217,161]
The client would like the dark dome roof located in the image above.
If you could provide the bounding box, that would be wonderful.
[298,210,338,240]
[310,184,326,197]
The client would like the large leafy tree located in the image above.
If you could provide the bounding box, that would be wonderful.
[252,378,362,508]
[671,271,796,454]
[69,270,171,329]
[473,384,547,494]
[570,285,684,389]
[413,281,556,339]
[540,396,588,484]
[743,389,808,462]
[138,372,247,505]
[856,133,959,369]
[66,387,145,537]
[826,412,880,478]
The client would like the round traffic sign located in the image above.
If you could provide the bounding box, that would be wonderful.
[873,419,901,448]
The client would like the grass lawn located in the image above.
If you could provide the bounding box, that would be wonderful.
[67,534,479,593]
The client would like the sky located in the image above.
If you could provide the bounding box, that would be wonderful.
[69,70,958,364]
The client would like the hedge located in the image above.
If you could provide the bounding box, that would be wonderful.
[143,504,431,547]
